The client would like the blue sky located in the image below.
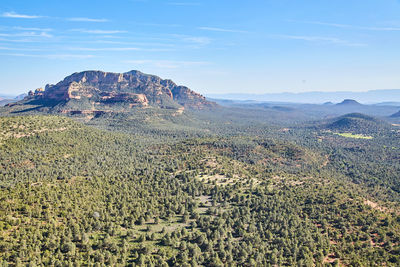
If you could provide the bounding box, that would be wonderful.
[1,0,400,96]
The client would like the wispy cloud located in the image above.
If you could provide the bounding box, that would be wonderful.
[164,34,211,47]
[134,22,182,27]
[91,40,176,47]
[0,45,171,53]
[0,26,52,32]
[198,26,249,33]
[123,59,210,69]
[1,12,43,19]
[68,46,173,52]
[1,12,111,22]
[0,53,95,59]
[183,36,211,45]
[295,20,400,31]
[71,29,127,34]
[365,26,400,31]
[0,32,53,38]
[67,17,109,22]
[0,46,45,51]
[0,37,39,43]
[13,26,52,32]
[69,47,140,51]
[168,34,211,46]
[167,2,201,6]
[276,35,366,47]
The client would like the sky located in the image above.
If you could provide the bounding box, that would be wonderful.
[0,0,400,96]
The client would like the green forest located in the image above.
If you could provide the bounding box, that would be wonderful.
[0,112,399,266]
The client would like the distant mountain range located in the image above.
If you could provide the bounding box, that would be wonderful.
[0,93,27,106]
[207,89,400,104]
[210,97,400,119]
[0,93,26,100]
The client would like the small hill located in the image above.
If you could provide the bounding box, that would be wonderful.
[325,113,390,134]
[6,70,216,116]
[271,106,295,112]
[336,99,362,106]
[390,110,400,118]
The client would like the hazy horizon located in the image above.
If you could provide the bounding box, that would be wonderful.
[206,89,400,104]
[1,75,400,103]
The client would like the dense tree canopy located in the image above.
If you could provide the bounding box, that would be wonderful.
[0,114,399,266]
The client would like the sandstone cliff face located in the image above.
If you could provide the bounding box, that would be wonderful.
[30,70,214,110]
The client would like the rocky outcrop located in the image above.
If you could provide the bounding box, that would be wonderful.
[28,70,215,110]
[100,92,148,106]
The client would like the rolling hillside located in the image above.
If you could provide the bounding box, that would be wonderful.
[0,115,399,266]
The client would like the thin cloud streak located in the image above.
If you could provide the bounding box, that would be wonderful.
[297,20,400,31]
[123,59,210,69]
[71,29,127,34]
[69,47,174,52]
[361,26,400,31]
[276,34,367,47]
[1,12,43,19]
[13,27,53,32]
[68,17,109,22]
[0,46,45,51]
[0,37,41,43]
[69,47,140,51]
[0,26,53,32]
[91,40,176,47]
[0,45,172,53]
[0,53,95,59]
[168,34,211,46]
[198,26,249,33]
[184,36,211,45]
[167,2,201,6]
[0,32,53,38]
[134,22,182,27]
[1,13,110,23]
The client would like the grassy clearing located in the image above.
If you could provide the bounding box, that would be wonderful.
[334,132,373,139]
[197,174,236,186]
